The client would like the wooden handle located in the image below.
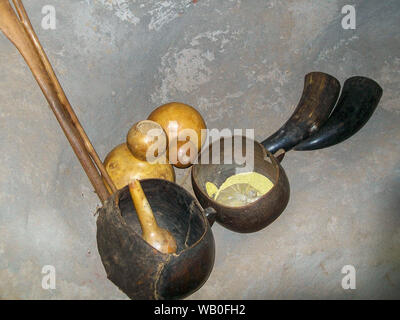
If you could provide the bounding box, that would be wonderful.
[129,180,177,254]
[129,180,159,234]
[10,0,117,194]
[0,0,114,202]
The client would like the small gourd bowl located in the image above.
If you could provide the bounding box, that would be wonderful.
[191,136,290,233]
[96,179,215,300]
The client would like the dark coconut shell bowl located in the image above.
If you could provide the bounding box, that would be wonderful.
[96,179,215,300]
[192,136,290,233]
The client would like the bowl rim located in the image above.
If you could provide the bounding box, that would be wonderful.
[191,137,284,211]
[112,178,211,256]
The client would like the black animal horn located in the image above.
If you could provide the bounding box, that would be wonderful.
[261,72,341,154]
[294,76,383,151]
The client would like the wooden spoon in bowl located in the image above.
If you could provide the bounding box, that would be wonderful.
[128,179,177,254]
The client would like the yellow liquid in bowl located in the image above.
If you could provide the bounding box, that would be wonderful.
[206,172,274,207]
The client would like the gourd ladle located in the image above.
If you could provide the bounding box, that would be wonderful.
[0,0,215,300]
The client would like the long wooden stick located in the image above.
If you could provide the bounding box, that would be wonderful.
[0,0,110,203]
[10,0,117,194]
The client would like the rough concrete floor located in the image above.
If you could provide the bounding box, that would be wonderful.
[0,0,399,299]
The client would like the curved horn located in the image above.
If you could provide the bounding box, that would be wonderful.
[294,76,383,151]
[261,72,341,154]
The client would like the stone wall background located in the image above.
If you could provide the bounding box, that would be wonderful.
[0,0,399,299]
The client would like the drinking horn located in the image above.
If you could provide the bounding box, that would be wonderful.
[261,72,341,154]
[294,76,383,151]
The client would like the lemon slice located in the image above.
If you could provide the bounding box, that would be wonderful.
[205,182,219,198]
[215,172,274,199]
[215,183,262,207]
[205,172,274,207]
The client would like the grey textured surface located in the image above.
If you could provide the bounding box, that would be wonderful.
[0,0,399,299]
